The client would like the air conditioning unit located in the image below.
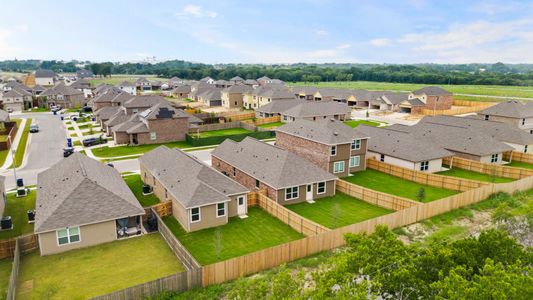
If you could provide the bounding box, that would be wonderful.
[142,184,153,195]
[27,210,36,223]
[16,188,27,197]
[0,216,12,230]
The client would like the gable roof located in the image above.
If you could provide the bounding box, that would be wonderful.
[282,101,350,118]
[276,118,368,145]
[478,100,533,119]
[140,146,248,208]
[35,153,144,233]
[412,86,452,96]
[256,98,303,114]
[212,137,337,189]
[35,69,56,78]
[0,109,9,122]
[123,95,167,108]
[223,84,253,94]
[41,82,83,97]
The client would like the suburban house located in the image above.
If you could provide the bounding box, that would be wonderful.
[168,77,184,87]
[31,84,46,96]
[103,95,167,134]
[170,85,191,100]
[70,79,92,98]
[275,119,369,177]
[34,153,145,255]
[229,76,245,85]
[280,101,351,123]
[2,88,31,111]
[40,83,86,108]
[256,76,273,85]
[215,79,230,88]
[357,125,455,172]
[404,86,453,113]
[139,146,249,232]
[135,77,153,91]
[199,76,216,85]
[221,84,253,109]
[369,92,411,112]
[243,85,294,109]
[477,100,533,133]
[117,81,136,95]
[34,69,57,86]
[212,137,337,204]
[92,87,131,111]
[255,99,303,118]
[197,87,223,107]
[346,90,382,108]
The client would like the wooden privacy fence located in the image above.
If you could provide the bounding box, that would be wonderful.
[255,193,329,236]
[5,238,20,300]
[221,111,256,121]
[444,156,533,179]
[452,99,497,107]
[248,116,281,125]
[151,201,173,217]
[0,234,38,260]
[504,151,533,164]
[336,180,420,211]
[367,158,487,191]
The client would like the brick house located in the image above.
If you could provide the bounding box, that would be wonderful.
[242,85,294,109]
[280,101,351,123]
[275,119,369,177]
[405,86,453,113]
[221,84,253,109]
[40,83,86,108]
[139,146,249,232]
[212,137,337,204]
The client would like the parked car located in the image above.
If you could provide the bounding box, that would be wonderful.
[82,106,93,113]
[29,124,39,133]
[6,108,13,113]
[63,147,74,157]
[82,137,99,147]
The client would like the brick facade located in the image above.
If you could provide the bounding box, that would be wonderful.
[424,95,453,110]
[133,118,189,145]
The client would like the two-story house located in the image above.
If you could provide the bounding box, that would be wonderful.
[221,84,253,109]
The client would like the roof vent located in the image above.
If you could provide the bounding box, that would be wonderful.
[333,132,339,136]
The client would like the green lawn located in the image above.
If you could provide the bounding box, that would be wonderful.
[10,118,32,168]
[0,119,22,167]
[257,121,284,129]
[344,119,384,128]
[69,133,77,138]
[91,141,192,158]
[286,192,392,228]
[163,207,304,265]
[16,234,183,300]
[0,259,12,300]
[196,128,251,138]
[343,169,459,202]
[0,192,36,241]
[78,124,90,130]
[23,107,50,113]
[72,140,81,147]
[89,76,158,87]
[436,168,514,183]
[66,126,74,131]
[123,174,160,207]
[506,160,533,170]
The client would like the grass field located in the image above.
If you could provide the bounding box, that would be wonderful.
[0,192,35,241]
[286,192,392,228]
[163,207,304,265]
[196,128,251,138]
[0,259,11,299]
[343,169,459,202]
[257,121,284,129]
[344,119,384,128]
[91,141,192,158]
[437,168,514,183]
[506,160,533,170]
[16,234,183,300]
[123,174,160,207]
[88,75,159,87]
[292,81,533,99]
[10,118,32,168]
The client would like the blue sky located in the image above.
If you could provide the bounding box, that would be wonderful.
[1,0,532,63]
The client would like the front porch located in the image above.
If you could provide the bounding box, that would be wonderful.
[116,215,144,239]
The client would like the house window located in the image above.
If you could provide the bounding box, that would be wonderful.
[420,161,429,171]
[255,179,260,188]
[380,154,385,162]
[216,203,226,217]
[153,175,156,186]
[525,145,529,153]
[333,161,345,173]
[530,130,533,134]
[285,186,299,200]
[190,207,201,223]
[150,132,157,140]
[283,115,288,121]
[349,156,360,168]
[165,188,168,198]
[351,139,361,150]
[132,109,139,114]
[57,227,80,245]
[491,154,499,163]
[232,167,236,176]
[331,145,337,156]
[317,182,326,194]
[484,115,489,120]
[522,118,526,125]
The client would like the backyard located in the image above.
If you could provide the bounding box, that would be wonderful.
[0,192,36,240]
[195,128,251,138]
[437,168,514,183]
[286,192,392,228]
[16,234,183,299]
[91,141,192,158]
[506,160,533,170]
[344,119,384,128]
[0,259,11,300]
[0,119,22,167]
[123,174,160,207]
[343,169,459,202]
[163,207,304,265]
[257,121,284,129]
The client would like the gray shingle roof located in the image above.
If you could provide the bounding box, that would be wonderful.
[0,110,9,122]
[35,153,144,233]
[478,100,533,119]
[276,118,368,145]
[41,82,83,97]
[35,69,56,78]
[255,99,304,114]
[123,95,167,108]
[223,84,253,94]
[412,86,452,96]
[282,101,351,118]
[212,137,337,189]
[140,146,248,208]
[94,106,121,120]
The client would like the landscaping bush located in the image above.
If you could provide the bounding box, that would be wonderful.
[185,131,275,147]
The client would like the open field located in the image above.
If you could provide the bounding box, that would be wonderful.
[437,168,514,183]
[123,174,160,207]
[292,81,533,100]
[0,259,11,299]
[196,128,251,138]
[163,207,304,265]
[286,192,392,228]
[344,119,384,128]
[343,169,459,202]
[506,160,533,170]
[0,193,35,241]
[88,75,159,87]
[16,234,183,300]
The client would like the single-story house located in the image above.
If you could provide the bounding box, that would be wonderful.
[477,100,533,133]
[280,101,351,123]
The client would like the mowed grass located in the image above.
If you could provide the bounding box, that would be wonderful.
[0,192,35,241]
[123,174,160,207]
[0,119,22,167]
[436,168,514,183]
[163,207,304,265]
[292,81,533,99]
[16,234,183,300]
[506,160,533,170]
[0,259,12,299]
[286,192,392,228]
[196,128,251,138]
[257,121,284,129]
[344,119,384,128]
[91,141,192,158]
[343,169,459,202]
[88,75,159,87]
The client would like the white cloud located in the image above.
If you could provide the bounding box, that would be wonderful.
[370,38,391,47]
[175,5,217,19]
[336,44,351,50]
[315,29,328,36]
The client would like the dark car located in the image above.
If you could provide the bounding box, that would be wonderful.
[82,106,93,113]
[82,137,99,147]
[63,147,74,157]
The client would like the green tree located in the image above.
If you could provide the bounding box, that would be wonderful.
[416,187,426,202]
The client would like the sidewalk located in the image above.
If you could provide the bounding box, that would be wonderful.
[1,118,27,170]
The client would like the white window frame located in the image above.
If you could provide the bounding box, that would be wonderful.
[285,186,299,200]
[190,207,201,223]
[349,156,360,168]
[333,161,345,173]
[351,139,361,150]
[317,182,326,194]
[491,153,499,163]
[420,161,429,171]
[56,226,81,246]
[216,202,226,218]
[150,132,157,140]
[331,145,337,156]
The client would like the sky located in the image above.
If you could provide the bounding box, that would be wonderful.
[1,0,533,64]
